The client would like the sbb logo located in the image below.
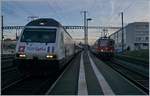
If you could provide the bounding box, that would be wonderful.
[19,46,25,52]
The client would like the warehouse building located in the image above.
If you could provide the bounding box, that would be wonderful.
[109,22,149,52]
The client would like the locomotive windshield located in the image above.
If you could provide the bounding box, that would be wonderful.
[20,28,56,43]
[99,40,108,46]
[99,39,114,47]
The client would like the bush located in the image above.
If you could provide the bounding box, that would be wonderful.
[124,49,149,61]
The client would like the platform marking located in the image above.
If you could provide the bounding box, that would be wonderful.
[78,52,88,95]
[45,55,74,95]
[88,51,115,95]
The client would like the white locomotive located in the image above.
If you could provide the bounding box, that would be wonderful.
[14,18,76,75]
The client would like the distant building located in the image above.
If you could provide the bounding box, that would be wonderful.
[109,22,149,51]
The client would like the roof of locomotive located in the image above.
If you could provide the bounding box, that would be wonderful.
[25,18,73,39]
[98,37,114,41]
[26,18,62,27]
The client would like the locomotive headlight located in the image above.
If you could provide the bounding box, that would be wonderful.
[46,55,53,58]
[16,53,26,58]
[46,54,57,59]
[18,54,26,58]
[101,49,104,52]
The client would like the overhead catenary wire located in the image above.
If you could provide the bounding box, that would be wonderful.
[106,0,137,27]
[2,2,22,17]
[47,1,62,21]
[47,0,78,42]
[53,0,84,42]
[13,1,35,17]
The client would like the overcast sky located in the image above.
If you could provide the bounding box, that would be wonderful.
[2,0,150,44]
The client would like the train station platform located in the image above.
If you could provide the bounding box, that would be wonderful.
[45,51,146,95]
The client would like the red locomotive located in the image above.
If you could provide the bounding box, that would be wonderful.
[91,37,115,59]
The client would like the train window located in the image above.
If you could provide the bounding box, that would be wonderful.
[60,32,64,48]
[21,28,56,43]
[98,39,114,46]
[61,32,64,42]
[99,40,108,46]
[109,40,114,46]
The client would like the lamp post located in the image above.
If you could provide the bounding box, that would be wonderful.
[80,11,87,46]
[1,15,4,54]
[121,12,124,53]
[86,18,92,48]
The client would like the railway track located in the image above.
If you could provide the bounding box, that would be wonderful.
[2,63,68,95]
[103,59,149,94]
[1,54,15,69]
[1,54,23,89]
[2,75,59,95]
[1,54,14,60]
[2,52,80,95]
